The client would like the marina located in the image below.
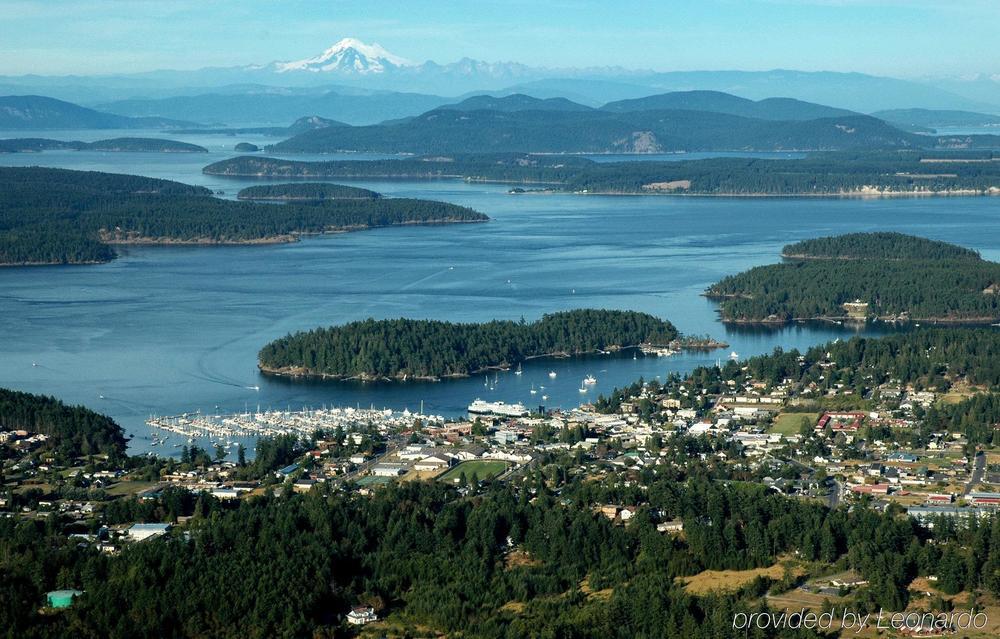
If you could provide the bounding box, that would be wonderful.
[146,406,444,441]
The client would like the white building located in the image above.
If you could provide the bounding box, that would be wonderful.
[127,523,170,542]
[347,606,377,625]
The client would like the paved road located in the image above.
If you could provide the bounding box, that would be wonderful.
[964,451,986,496]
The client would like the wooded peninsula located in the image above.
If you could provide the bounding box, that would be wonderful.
[204,151,1000,196]
[257,309,680,380]
[706,232,1000,323]
[0,167,487,266]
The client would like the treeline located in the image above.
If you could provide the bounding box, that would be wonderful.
[236,182,380,200]
[0,388,126,458]
[204,150,1000,195]
[258,309,679,379]
[0,167,486,265]
[8,475,1000,638]
[707,233,1000,322]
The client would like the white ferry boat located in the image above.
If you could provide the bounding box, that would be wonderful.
[583,375,597,385]
[467,399,529,417]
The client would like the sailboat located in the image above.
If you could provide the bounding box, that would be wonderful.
[530,384,537,395]
[583,375,597,385]
[548,371,557,379]
[515,364,523,375]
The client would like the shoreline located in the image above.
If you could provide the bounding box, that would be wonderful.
[718,315,1000,326]
[204,170,1000,198]
[257,339,729,383]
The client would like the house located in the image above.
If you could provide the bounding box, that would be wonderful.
[346,606,377,625]
[349,454,370,465]
[657,519,684,533]
[127,523,170,542]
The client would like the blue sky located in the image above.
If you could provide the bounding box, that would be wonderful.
[1,0,996,77]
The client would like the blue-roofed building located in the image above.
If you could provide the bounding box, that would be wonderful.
[277,463,299,478]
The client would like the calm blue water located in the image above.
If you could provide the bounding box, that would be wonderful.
[2,135,999,455]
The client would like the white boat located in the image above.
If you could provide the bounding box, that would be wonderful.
[583,375,597,385]
[729,351,739,361]
[467,399,529,417]
[529,384,537,395]
[548,371,557,378]
[541,395,548,400]
[578,387,588,393]
[515,364,523,375]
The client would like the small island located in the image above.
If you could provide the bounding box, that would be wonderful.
[234,142,260,152]
[706,232,1000,324]
[0,137,208,153]
[0,167,488,266]
[237,183,380,201]
[258,309,686,381]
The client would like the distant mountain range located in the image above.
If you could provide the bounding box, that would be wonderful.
[96,87,450,126]
[0,95,195,130]
[1,38,999,118]
[269,93,935,154]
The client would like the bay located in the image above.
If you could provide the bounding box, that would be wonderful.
[1,132,998,455]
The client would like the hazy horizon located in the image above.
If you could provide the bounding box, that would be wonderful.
[1,0,998,79]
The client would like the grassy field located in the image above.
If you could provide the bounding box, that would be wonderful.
[770,412,819,435]
[439,460,508,483]
[678,560,805,595]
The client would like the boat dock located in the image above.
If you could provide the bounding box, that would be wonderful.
[146,406,444,440]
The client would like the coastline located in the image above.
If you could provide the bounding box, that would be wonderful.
[257,339,729,383]
[204,169,1000,198]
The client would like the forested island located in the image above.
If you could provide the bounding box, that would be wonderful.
[0,388,126,458]
[236,182,380,201]
[258,310,681,380]
[204,150,1000,196]
[706,232,1000,323]
[0,167,487,265]
[0,137,208,153]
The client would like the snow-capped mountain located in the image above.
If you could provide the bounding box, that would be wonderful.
[273,38,413,74]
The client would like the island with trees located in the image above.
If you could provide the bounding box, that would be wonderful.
[0,137,208,153]
[236,182,380,201]
[0,167,488,266]
[257,309,681,380]
[705,232,1000,324]
[204,150,1000,197]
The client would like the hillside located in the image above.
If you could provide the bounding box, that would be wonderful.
[706,233,1000,323]
[0,95,196,129]
[601,90,857,120]
[270,105,923,154]
[0,167,487,265]
[258,309,679,380]
[439,93,593,112]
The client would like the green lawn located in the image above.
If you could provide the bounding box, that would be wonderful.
[439,460,508,483]
[770,412,819,436]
